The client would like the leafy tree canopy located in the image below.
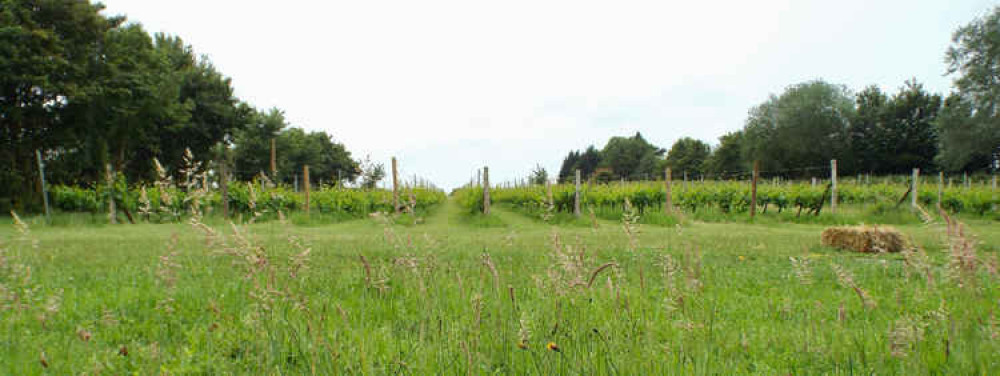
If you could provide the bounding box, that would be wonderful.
[665,137,711,176]
[941,7,1000,171]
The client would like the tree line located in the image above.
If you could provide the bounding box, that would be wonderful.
[1,1,361,212]
[558,7,1000,182]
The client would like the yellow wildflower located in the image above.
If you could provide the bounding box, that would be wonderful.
[546,342,560,352]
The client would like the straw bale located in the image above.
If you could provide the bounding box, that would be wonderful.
[821,226,906,253]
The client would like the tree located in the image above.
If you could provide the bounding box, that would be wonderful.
[705,131,745,177]
[557,150,580,183]
[529,164,548,185]
[936,94,997,171]
[849,81,941,174]
[577,146,602,179]
[32,24,248,187]
[849,85,889,174]
[0,0,370,212]
[665,137,711,177]
[878,80,941,173]
[153,34,246,178]
[53,23,197,184]
[556,145,602,182]
[601,132,664,180]
[232,107,359,185]
[276,128,358,186]
[0,0,117,209]
[740,96,787,172]
[941,7,1000,171]
[232,107,288,181]
[741,80,855,175]
[357,155,385,189]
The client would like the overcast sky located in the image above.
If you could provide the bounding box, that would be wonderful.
[101,0,995,190]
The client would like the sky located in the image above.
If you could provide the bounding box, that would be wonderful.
[100,0,996,190]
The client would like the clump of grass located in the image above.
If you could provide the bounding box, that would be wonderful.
[154,234,181,314]
[587,206,600,231]
[901,242,935,287]
[939,206,983,288]
[888,303,948,358]
[621,198,647,292]
[541,183,555,223]
[359,254,389,294]
[2,213,62,331]
[543,230,595,294]
[517,312,532,349]
[586,262,618,288]
[481,252,501,297]
[656,244,704,314]
[153,158,180,221]
[460,212,506,228]
[830,262,877,309]
[789,255,813,285]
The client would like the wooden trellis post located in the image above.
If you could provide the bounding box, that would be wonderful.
[830,159,838,214]
[36,150,51,222]
[751,161,759,219]
[304,165,311,215]
[392,157,400,214]
[664,168,672,214]
[270,138,277,180]
[106,163,117,224]
[483,167,490,215]
[574,169,581,217]
[938,171,944,205]
[220,159,229,219]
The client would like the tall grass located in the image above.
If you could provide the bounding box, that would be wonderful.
[0,199,998,374]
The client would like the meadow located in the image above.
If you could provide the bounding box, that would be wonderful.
[1,193,999,375]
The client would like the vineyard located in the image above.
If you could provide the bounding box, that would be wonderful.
[455,179,1000,221]
[4,182,1000,374]
[48,181,446,222]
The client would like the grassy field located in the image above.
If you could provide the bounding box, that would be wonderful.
[1,199,998,375]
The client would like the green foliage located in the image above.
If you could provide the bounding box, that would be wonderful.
[231,109,359,185]
[557,150,581,183]
[742,80,855,174]
[457,180,999,221]
[850,85,890,173]
[357,155,386,189]
[941,7,1000,172]
[850,81,942,174]
[705,131,745,177]
[452,186,486,214]
[0,0,117,209]
[665,137,711,176]
[529,164,548,185]
[48,183,445,222]
[0,1,359,214]
[601,132,664,180]
[276,128,358,186]
[558,146,602,182]
[936,93,998,172]
[231,107,288,181]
